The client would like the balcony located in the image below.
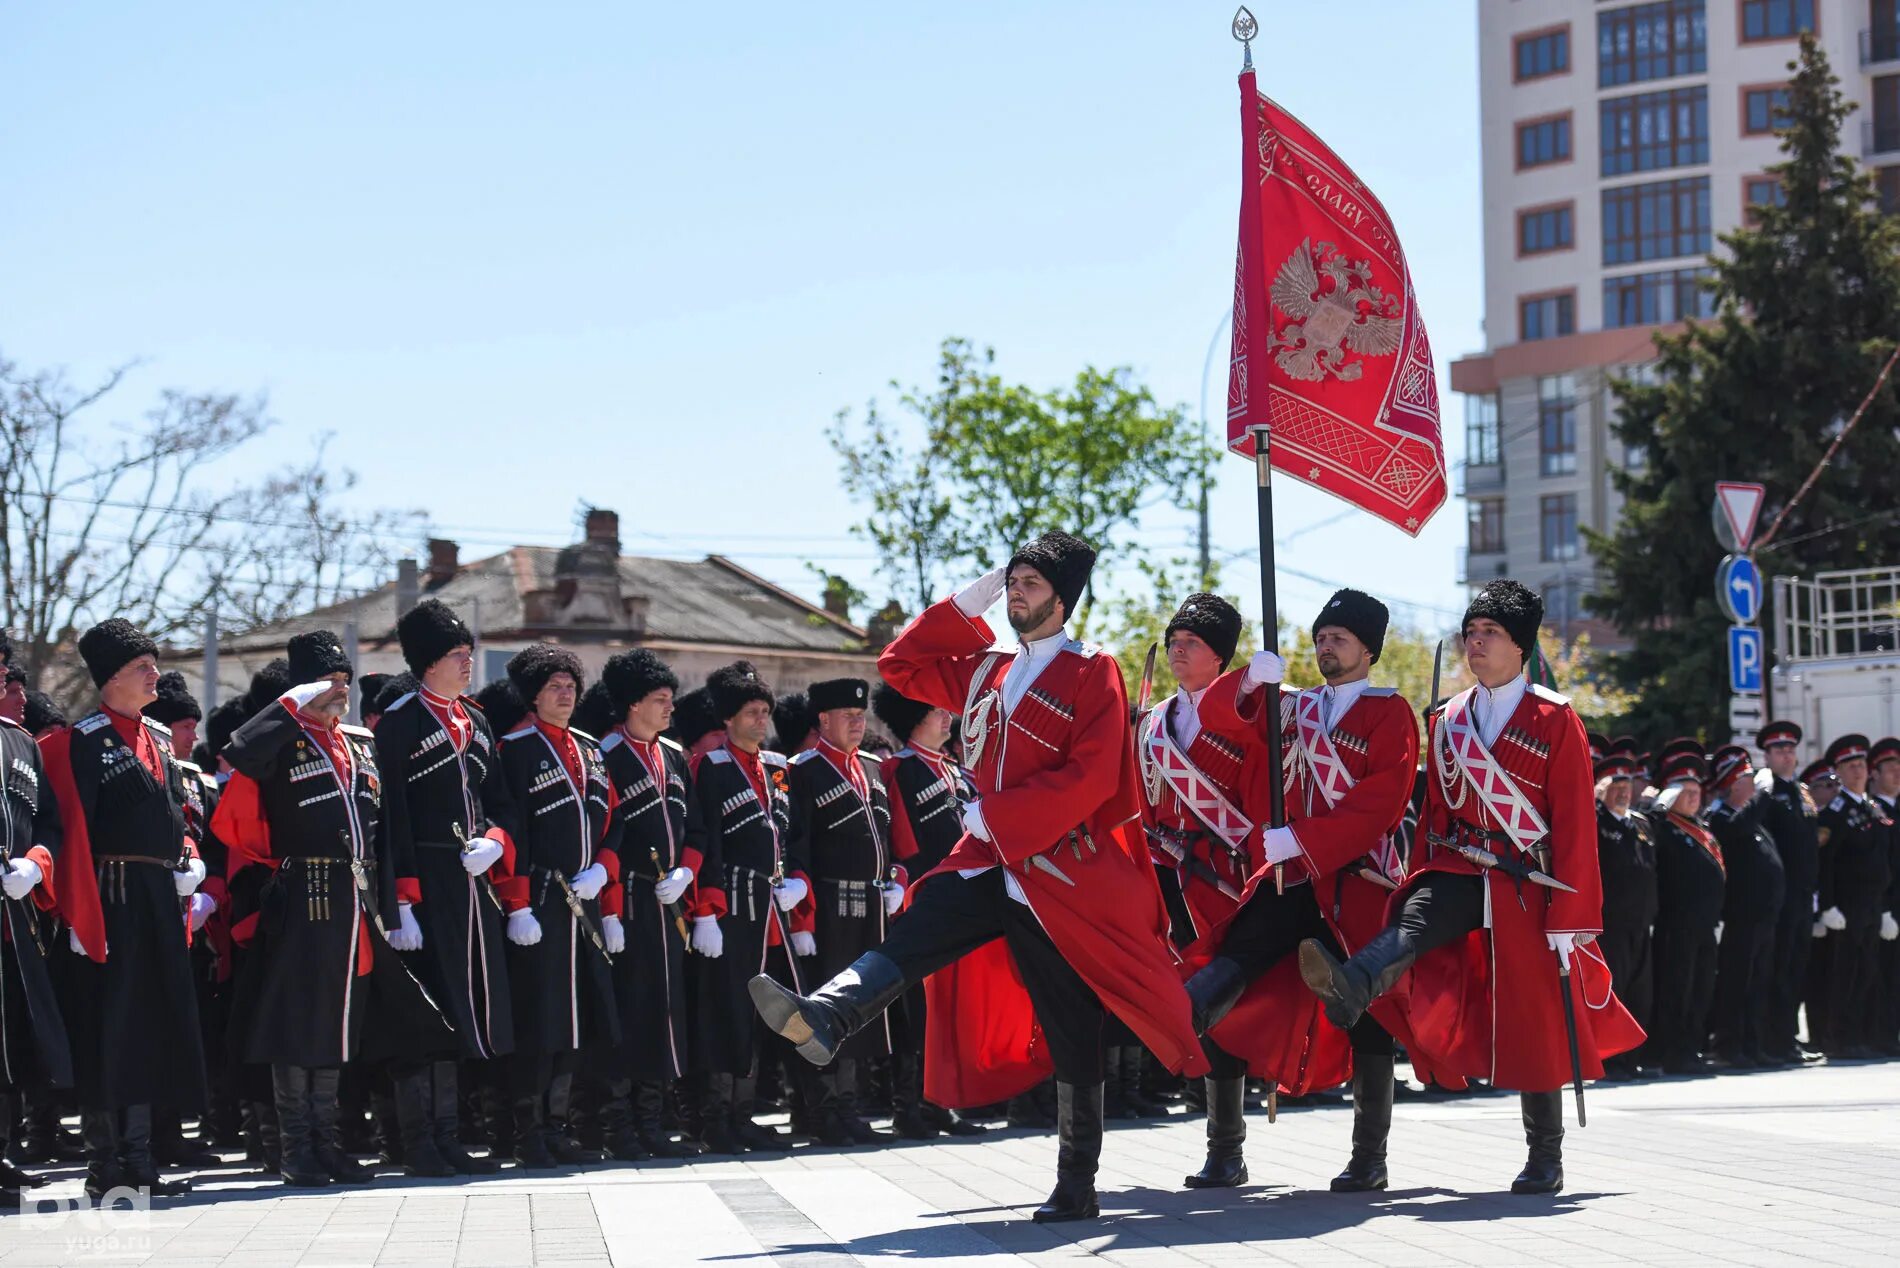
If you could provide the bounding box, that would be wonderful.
[1458,546,1509,587]
[1862,27,1900,67]
[1864,118,1900,159]
[1458,460,1505,496]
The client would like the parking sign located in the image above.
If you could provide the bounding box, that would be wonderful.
[1727,626,1763,694]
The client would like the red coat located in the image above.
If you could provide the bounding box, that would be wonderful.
[1186,683,1422,1092]
[1382,683,1645,1092]
[879,599,1209,1108]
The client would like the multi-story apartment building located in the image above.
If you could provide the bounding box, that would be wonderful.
[1453,1,1887,642]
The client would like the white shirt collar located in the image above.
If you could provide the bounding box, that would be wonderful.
[1321,676,1371,728]
[1168,684,1211,748]
[1841,786,1866,805]
[1001,627,1072,714]
[1473,675,1529,748]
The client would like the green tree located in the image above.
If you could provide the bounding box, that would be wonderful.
[1589,34,1900,745]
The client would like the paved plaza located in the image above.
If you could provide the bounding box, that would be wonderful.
[3,1060,1895,1266]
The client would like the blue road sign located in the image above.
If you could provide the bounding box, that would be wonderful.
[1718,554,1763,625]
[1728,625,1764,694]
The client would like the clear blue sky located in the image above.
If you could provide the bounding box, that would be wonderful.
[2,1,1481,636]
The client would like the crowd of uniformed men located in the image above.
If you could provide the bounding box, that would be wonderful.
[0,575,1892,1206]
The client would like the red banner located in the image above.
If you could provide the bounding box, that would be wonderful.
[1227,70,1447,536]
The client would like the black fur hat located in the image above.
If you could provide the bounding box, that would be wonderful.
[287,630,352,684]
[358,673,394,713]
[22,690,64,735]
[872,683,933,744]
[602,648,679,715]
[144,671,202,725]
[708,659,773,722]
[1313,588,1390,664]
[572,680,617,738]
[808,677,870,714]
[771,691,813,753]
[1007,531,1097,620]
[1166,593,1244,668]
[246,658,293,712]
[507,643,584,704]
[397,599,473,676]
[204,696,248,759]
[671,686,722,748]
[78,618,158,688]
[473,677,528,735]
[1461,579,1542,666]
[372,672,419,716]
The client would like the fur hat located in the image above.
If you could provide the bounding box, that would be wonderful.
[808,678,870,714]
[1166,593,1244,668]
[397,599,473,676]
[671,686,722,749]
[204,696,249,759]
[358,672,394,712]
[708,659,773,722]
[1312,588,1389,664]
[473,677,528,735]
[22,690,64,735]
[1461,579,1542,666]
[572,680,618,738]
[602,648,678,715]
[770,691,813,753]
[507,643,584,704]
[1007,531,1097,620]
[872,683,933,744]
[372,672,418,716]
[78,618,158,688]
[144,671,202,725]
[287,630,352,684]
[246,659,293,712]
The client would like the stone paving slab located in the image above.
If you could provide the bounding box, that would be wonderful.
[2,1061,1895,1265]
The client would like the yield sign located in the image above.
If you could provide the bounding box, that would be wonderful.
[1715,482,1766,551]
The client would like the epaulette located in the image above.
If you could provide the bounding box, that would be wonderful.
[175,757,202,774]
[503,725,536,741]
[895,746,917,760]
[197,769,219,790]
[1528,683,1570,706]
[1828,793,1847,812]
[570,727,598,745]
[761,750,788,768]
[789,749,820,765]
[599,730,625,753]
[461,694,484,712]
[703,748,733,765]
[1365,686,1398,697]
[74,712,111,735]
[657,735,682,753]
[339,722,374,740]
[1062,639,1101,659]
[143,716,172,737]
[384,692,417,713]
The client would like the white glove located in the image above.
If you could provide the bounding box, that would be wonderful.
[1822,906,1848,931]
[1244,650,1286,688]
[1812,919,1828,939]
[1261,825,1302,866]
[507,908,543,946]
[461,835,504,876]
[173,857,207,897]
[601,915,626,955]
[570,862,609,901]
[387,902,424,951]
[283,680,339,710]
[1,857,42,900]
[960,801,991,842]
[654,866,693,905]
[1713,921,1723,946]
[1546,931,1578,960]
[790,929,817,957]
[881,882,905,916]
[691,915,724,957]
[1884,912,1899,943]
[954,565,1008,617]
[188,891,216,931]
[772,876,808,911]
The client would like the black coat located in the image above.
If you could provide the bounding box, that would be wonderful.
[1596,803,1657,935]
[1707,797,1785,925]
[1817,791,1892,927]
[0,718,70,1091]
[1758,773,1819,913]
[1653,811,1726,933]
[884,747,975,878]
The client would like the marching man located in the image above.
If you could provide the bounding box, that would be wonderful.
[1299,581,1642,1195]
[749,531,1208,1222]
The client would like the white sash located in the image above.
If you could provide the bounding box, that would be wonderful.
[1140,705,1253,854]
[1436,688,1549,854]
[1288,688,1405,884]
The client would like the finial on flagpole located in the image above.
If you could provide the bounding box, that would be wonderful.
[1232,7,1256,71]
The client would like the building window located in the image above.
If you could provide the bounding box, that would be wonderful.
[1879,167,1900,215]
[1539,375,1579,476]
[1520,292,1576,342]
[1517,114,1573,169]
[1742,86,1791,135]
[1743,174,1786,223]
[1515,26,1571,81]
[1469,499,1506,555]
[1466,392,1502,467]
[1603,267,1716,327]
[1543,578,1585,632]
[1598,1,1707,87]
[1601,87,1709,176]
[1601,176,1711,264]
[1740,0,1814,42]
[1875,76,1900,156]
[1541,494,1581,562]
[1518,203,1575,255]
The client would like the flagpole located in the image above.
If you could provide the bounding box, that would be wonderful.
[1233,8,1287,892]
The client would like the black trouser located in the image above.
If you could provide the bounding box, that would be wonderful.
[874,869,1105,1084]
[1204,880,1394,1077]
[1710,917,1775,1058]
[1766,894,1815,1052]
[1826,922,1881,1051]
[1650,924,1718,1066]
[1597,920,1652,1063]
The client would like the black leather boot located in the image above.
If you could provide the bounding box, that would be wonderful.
[697,1074,740,1155]
[151,1107,218,1168]
[831,1059,886,1144]
[1186,956,1249,1035]
[732,1077,789,1152]
[121,1104,190,1196]
[1510,1090,1564,1194]
[891,1055,937,1139]
[634,1081,696,1157]
[14,1093,59,1164]
[600,1078,644,1161]
[749,951,907,1066]
[0,1094,45,1193]
[1330,1054,1394,1192]
[1299,930,1416,1031]
[395,1068,455,1178]
[431,1062,497,1174]
[254,1100,282,1176]
[81,1107,123,1200]
[272,1067,329,1187]
[1033,1082,1103,1222]
[923,1098,987,1136]
[310,1068,375,1183]
[1184,1077,1248,1188]
[546,1071,605,1164]
[511,1086,555,1169]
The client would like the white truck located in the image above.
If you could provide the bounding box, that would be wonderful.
[1768,566,1900,759]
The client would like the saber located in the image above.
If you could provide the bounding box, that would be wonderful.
[1028,854,1076,887]
[1428,834,1576,894]
[1556,944,1587,1127]
[451,824,505,913]
[1144,826,1243,901]
[550,867,613,960]
[653,842,691,948]
[341,830,388,936]
[1427,640,1444,718]
[1137,642,1158,715]
[1352,865,1400,892]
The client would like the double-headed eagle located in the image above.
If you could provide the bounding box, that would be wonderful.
[1269,237,1404,382]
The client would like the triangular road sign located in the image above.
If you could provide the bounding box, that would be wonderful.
[1715,482,1765,551]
